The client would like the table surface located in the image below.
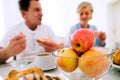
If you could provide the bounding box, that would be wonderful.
[0,62,120,80]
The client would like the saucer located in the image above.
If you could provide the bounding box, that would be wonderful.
[42,65,57,71]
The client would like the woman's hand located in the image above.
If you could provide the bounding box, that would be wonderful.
[98,32,106,41]
[94,31,106,46]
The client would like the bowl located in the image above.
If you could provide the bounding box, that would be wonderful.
[111,49,120,71]
[52,47,112,80]
[112,61,120,71]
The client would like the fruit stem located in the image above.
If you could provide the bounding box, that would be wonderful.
[76,43,81,47]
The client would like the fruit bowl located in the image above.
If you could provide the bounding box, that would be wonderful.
[52,47,113,80]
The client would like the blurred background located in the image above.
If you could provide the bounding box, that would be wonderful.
[0,0,120,49]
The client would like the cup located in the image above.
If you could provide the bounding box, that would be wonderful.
[34,53,56,70]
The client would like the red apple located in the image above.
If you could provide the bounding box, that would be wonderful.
[71,28,95,54]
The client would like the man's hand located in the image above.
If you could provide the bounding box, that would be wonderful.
[6,33,26,57]
[37,38,64,52]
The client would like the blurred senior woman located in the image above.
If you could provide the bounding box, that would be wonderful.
[68,1,106,47]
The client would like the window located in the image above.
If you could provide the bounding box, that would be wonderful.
[0,0,4,41]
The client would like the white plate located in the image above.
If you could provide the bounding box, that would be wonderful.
[7,57,57,71]
[112,62,120,70]
[7,57,35,68]
[0,76,4,80]
[43,65,57,71]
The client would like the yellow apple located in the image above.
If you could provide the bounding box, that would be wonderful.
[78,49,109,78]
[56,48,78,72]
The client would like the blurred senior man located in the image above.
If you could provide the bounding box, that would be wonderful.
[0,0,64,64]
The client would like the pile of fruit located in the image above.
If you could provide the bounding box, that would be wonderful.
[56,29,109,78]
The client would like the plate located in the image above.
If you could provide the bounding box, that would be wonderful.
[43,65,57,71]
[9,59,33,68]
[7,56,35,68]
[0,76,4,80]
[112,62,120,70]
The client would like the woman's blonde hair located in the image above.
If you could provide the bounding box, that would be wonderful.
[77,1,93,13]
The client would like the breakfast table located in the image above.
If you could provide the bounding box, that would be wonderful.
[0,61,120,80]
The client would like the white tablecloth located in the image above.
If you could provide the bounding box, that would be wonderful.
[0,61,120,80]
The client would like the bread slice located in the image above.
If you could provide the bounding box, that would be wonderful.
[5,68,61,80]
